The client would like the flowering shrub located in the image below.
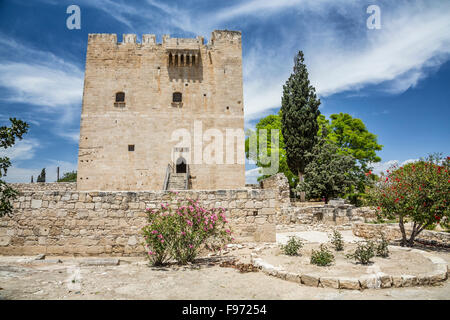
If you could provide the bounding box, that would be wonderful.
[368,154,449,247]
[142,193,233,265]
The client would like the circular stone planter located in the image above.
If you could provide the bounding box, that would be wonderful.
[250,244,448,290]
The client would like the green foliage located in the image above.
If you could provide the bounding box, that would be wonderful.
[318,113,383,166]
[330,230,344,251]
[367,154,450,247]
[58,171,77,182]
[296,138,358,203]
[245,112,298,188]
[142,194,232,266]
[281,51,321,179]
[310,244,334,266]
[346,241,375,265]
[281,236,304,256]
[319,113,383,205]
[376,234,389,258]
[0,118,29,217]
[36,168,46,183]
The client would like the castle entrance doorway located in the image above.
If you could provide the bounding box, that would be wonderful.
[176,157,186,173]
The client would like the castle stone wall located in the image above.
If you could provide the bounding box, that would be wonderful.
[0,185,277,256]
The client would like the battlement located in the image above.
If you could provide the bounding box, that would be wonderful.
[87,30,241,48]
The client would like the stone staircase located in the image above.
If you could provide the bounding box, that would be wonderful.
[167,173,187,190]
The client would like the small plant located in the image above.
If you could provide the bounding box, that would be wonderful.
[281,236,304,256]
[376,234,389,258]
[310,244,334,266]
[330,230,344,251]
[346,241,375,265]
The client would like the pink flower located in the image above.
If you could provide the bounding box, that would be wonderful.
[181,231,186,236]
[152,230,158,234]
[188,244,193,249]
[225,229,231,233]
[160,239,165,243]
[186,220,193,226]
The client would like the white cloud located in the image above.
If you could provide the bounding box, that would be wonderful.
[245,167,262,184]
[0,63,83,108]
[0,34,83,141]
[370,158,420,175]
[0,139,40,161]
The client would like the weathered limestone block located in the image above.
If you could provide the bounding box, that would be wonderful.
[301,274,319,287]
[320,277,339,289]
[339,278,361,290]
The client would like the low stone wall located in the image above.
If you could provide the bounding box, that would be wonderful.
[0,187,278,256]
[9,183,76,192]
[353,222,450,246]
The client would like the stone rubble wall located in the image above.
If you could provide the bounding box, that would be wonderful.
[9,183,76,192]
[0,186,278,256]
[353,222,450,246]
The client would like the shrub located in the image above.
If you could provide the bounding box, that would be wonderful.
[367,154,449,247]
[310,244,334,266]
[142,193,233,266]
[376,234,389,258]
[330,230,344,251]
[346,241,375,265]
[281,236,303,256]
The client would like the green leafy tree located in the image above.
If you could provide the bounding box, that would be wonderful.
[367,154,449,247]
[318,113,383,166]
[245,112,298,187]
[281,51,321,186]
[318,113,383,204]
[296,138,358,203]
[58,171,77,182]
[0,118,29,217]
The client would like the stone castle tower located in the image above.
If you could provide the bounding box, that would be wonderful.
[77,30,245,191]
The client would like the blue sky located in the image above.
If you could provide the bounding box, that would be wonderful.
[0,0,449,183]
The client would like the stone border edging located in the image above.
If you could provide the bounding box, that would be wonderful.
[250,246,448,290]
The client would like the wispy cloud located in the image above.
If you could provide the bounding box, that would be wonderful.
[0,138,40,162]
[0,34,83,141]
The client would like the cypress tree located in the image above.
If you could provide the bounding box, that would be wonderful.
[37,168,46,183]
[281,51,321,188]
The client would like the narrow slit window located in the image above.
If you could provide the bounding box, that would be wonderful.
[128,145,135,152]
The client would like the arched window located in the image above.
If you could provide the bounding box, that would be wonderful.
[116,92,125,102]
[173,92,182,103]
[114,92,126,108]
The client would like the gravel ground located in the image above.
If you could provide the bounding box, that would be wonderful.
[1,246,449,300]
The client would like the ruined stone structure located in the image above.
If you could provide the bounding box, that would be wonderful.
[77,31,245,191]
